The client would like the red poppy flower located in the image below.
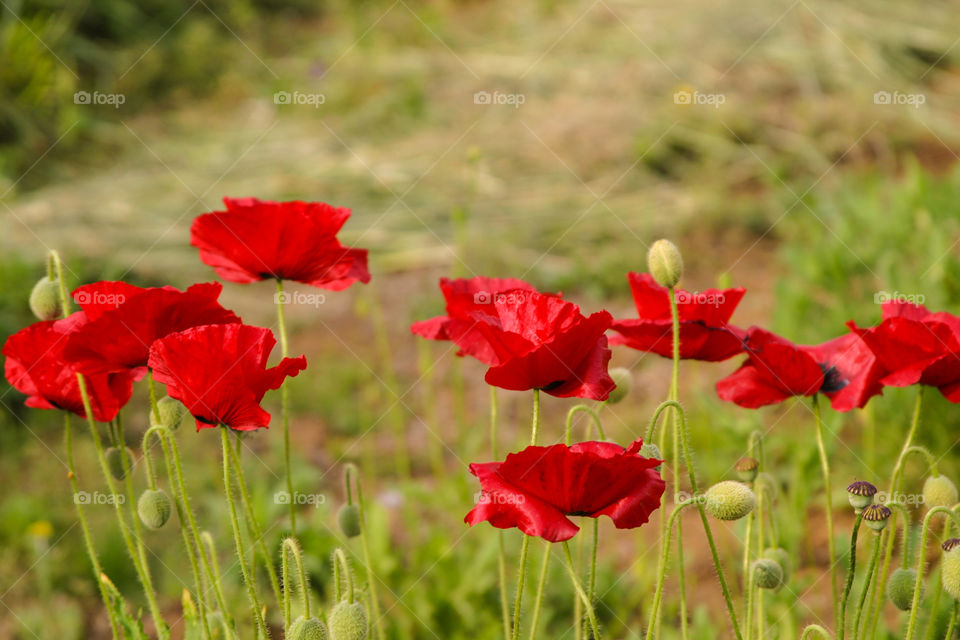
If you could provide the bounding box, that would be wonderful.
[3,313,135,422]
[465,437,664,542]
[191,197,370,290]
[849,301,960,401]
[63,282,241,377]
[716,327,885,411]
[147,324,306,431]
[410,276,539,364]
[610,272,746,361]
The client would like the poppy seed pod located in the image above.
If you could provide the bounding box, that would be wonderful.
[647,239,684,288]
[150,396,188,430]
[338,504,362,538]
[734,457,759,483]
[763,547,792,585]
[751,558,783,590]
[862,504,892,532]
[704,481,756,521]
[29,277,61,321]
[846,481,878,511]
[923,475,959,510]
[288,615,329,640]
[105,446,136,480]
[887,567,921,610]
[138,489,173,529]
[328,601,368,640]
[942,539,960,600]
[606,368,632,404]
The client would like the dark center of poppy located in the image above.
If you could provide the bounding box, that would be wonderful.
[539,380,566,391]
[818,363,848,393]
[568,510,592,517]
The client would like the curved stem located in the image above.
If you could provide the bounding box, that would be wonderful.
[800,625,833,640]
[852,533,881,640]
[333,548,355,603]
[812,395,839,630]
[646,501,694,638]
[562,541,601,640]
[275,279,297,536]
[838,514,863,640]
[905,506,960,640]
[564,405,606,444]
[527,541,552,640]
[281,538,310,626]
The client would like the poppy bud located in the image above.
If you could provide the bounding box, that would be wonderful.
[887,567,921,610]
[923,475,959,510]
[862,504,892,532]
[105,446,136,480]
[138,489,173,529]
[763,547,792,586]
[288,615,329,640]
[606,368,631,404]
[751,558,783,590]
[704,481,755,521]
[647,239,684,288]
[734,457,759,483]
[328,601,368,640]
[846,480,877,511]
[150,396,188,430]
[338,504,362,538]
[943,539,960,600]
[639,443,662,472]
[29,276,62,321]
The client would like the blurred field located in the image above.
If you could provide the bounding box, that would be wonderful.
[2,0,960,638]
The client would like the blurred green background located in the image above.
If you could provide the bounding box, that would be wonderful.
[2,0,960,638]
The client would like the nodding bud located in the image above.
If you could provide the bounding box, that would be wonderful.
[338,504,362,538]
[288,615,329,640]
[887,568,921,610]
[328,601,368,640]
[150,396,188,430]
[29,277,62,321]
[942,539,960,600]
[862,504,892,532]
[923,475,959,510]
[138,489,173,529]
[763,547,792,586]
[606,368,632,404]
[734,457,759,483]
[105,446,136,480]
[647,239,684,288]
[751,558,783,590]
[846,481,878,511]
[639,443,662,472]
[704,481,756,521]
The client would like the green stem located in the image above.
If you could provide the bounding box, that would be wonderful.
[838,514,863,640]
[800,625,833,640]
[905,507,960,640]
[281,538,311,627]
[511,390,542,640]
[945,601,958,640]
[564,405,606,443]
[490,387,510,640]
[646,501,694,638]
[756,480,766,640]
[745,565,756,640]
[562,541,601,640]
[667,286,688,640]
[275,279,297,536]
[852,534,881,640]
[812,395,839,631]
[332,548,355,603]
[200,531,232,625]
[220,427,269,638]
[350,466,385,640]
[527,541,552,640]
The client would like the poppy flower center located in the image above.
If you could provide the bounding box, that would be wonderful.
[818,363,848,393]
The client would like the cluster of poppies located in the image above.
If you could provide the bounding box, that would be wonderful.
[3,197,371,432]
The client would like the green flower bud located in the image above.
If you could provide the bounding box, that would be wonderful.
[751,558,783,590]
[887,567,921,610]
[923,475,959,510]
[647,239,684,288]
[862,504,892,532]
[639,443,662,471]
[606,368,631,404]
[846,481,877,511]
[704,481,756,521]
[734,457,759,483]
[29,277,61,321]
[288,615,329,640]
[763,547,792,586]
[338,504,362,539]
[138,489,173,529]
[105,446,136,480]
[150,396,188,430]
[329,601,368,640]
[942,539,960,601]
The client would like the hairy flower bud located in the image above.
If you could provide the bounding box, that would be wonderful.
[752,558,783,590]
[105,446,136,480]
[887,567,921,610]
[29,277,62,321]
[647,239,684,288]
[923,475,959,510]
[329,601,368,640]
[763,547,792,586]
[606,368,632,404]
[138,489,173,529]
[846,481,877,511]
[288,615,329,640]
[150,396,188,430]
[704,481,755,521]
[734,457,759,483]
[942,539,960,601]
[338,504,362,538]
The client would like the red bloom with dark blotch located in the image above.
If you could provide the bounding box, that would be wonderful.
[849,301,960,401]
[445,290,614,400]
[190,197,371,290]
[410,276,539,364]
[465,437,665,542]
[3,313,135,422]
[63,282,241,377]
[716,327,885,410]
[610,272,746,361]
[147,324,306,431]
